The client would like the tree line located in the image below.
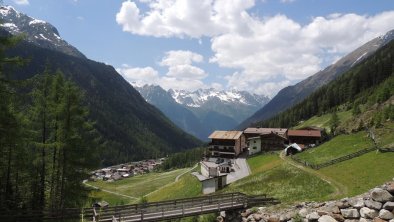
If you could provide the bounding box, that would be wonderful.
[160,147,207,170]
[0,35,99,211]
[259,40,394,129]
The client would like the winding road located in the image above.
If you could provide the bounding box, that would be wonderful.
[279,151,348,199]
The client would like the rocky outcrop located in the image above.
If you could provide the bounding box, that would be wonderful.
[220,179,394,222]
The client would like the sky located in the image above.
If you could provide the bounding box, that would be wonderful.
[4,0,394,97]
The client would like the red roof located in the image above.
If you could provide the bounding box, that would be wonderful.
[288,130,321,138]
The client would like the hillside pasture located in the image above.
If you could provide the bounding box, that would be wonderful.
[294,131,374,165]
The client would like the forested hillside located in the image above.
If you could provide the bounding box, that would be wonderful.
[238,30,394,130]
[0,33,99,210]
[259,39,394,129]
[1,29,201,166]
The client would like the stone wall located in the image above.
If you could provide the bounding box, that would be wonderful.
[221,179,394,222]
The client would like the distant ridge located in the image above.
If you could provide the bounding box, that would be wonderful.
[135,85,270,140]
[0,6,201,165]
[238,29,394,129]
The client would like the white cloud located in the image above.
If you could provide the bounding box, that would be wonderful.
[118,50,208,91]
[160,50,203,66]
[116,0,394,96]
[116,0,255,38]
[13,0,29,5]
[116,66,160,86]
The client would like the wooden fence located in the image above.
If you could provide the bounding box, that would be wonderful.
[291,147,376,170]
[378,147,394,152]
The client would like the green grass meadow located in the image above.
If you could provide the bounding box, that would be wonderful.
[320,151,394,197]
[86,168,190,205]
[224,153,335,202]
[295,131,374,164]
[147,173,202,202]
[295,110,352,131]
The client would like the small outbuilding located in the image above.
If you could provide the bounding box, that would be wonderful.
[284,143,303,155]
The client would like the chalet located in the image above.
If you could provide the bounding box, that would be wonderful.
[244,128,288,153]
[287,129,322,146]
[243,127,288,139]
[208,131,246,158]
[260,132,287,151]
[248,137,262,155]
[299,126,328,140]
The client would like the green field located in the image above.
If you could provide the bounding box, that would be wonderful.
[86,168,191,205]
[295,131,374,164]
[320,151,394,197]
[224,153,335,202]
[247,153,282,173]
[147,173,202,202]
[295,110,352,131]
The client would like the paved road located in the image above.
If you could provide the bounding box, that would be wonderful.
[227,152,251,183]
[279,151,348,199]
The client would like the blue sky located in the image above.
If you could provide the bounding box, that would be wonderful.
[5,0,394,96]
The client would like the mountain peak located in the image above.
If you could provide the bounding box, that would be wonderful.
[0,5,85,59]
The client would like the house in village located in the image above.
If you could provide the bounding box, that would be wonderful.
[287,129,322,147]
[193,161,228,194]
[243,128,288,155]
[208,131,247,158]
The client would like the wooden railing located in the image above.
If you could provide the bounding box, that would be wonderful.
[0,192,279,222]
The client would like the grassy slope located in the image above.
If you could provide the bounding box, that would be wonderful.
[224,154,335,202]
[320,151,394,197]
[86,168,190,205]
[295,131,374,164]
[147,173,202,202]
[295,110,352,131]
[88,190,134,206]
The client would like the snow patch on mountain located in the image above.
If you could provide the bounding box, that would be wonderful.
[164,87,269,108]
[0,5,85,58]
[29,19,46,26]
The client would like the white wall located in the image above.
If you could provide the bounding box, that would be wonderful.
[202,178,217,194]
[248,138,262,155]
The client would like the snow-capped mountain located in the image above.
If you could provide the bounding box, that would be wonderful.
[0,5,85,58]
[169,88,269,108]
[135,85,270,140]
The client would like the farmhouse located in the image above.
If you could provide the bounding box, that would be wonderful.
[287,129,322,146]
[208,131,246,158]
[244,128,288,154]
[260,132,287,151]
[243,127,288,139]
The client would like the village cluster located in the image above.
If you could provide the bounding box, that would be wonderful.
[196,126,324,194]
[89,159,164,182]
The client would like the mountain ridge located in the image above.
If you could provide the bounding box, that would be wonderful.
[135,84,269,140]
[0,7,201,165]
[0,5,85,58]
[238,29,394,129]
